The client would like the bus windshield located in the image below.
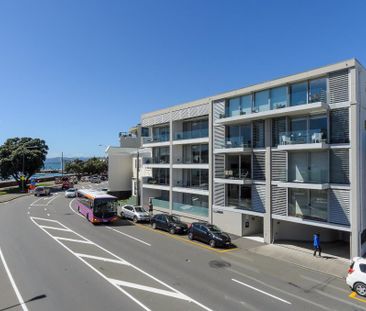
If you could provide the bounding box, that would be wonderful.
[93,199,117,218]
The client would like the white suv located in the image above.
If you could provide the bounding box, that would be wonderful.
[119,205,150,223]
[346,257,366,296]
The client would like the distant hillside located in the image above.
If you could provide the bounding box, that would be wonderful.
[43,157,90,170]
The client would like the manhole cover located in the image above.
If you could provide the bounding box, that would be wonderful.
[209,260,231,268]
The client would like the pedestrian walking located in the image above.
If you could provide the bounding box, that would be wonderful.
[148,200,153,217]
[313,233,322,257]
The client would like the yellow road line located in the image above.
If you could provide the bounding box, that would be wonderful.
[349,291,366,303]
[135,223,238,254]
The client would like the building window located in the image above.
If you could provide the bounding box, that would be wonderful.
[226,184,252,210]
[153,126,170,142]
[309,78,327,103]
[153,147,169,164]
[225,155,251,179]
[225,97,241,117]
[254,90,270,112]
[225,124,252,148]
[290,82,308,106]
[271,86,288,109]
[182,144,208,164]
[181,169,208,189]
[288,189,328,222]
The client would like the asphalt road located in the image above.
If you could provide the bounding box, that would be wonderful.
[0,181,365,311]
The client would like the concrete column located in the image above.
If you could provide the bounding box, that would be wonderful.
[169,115,173,215]
[349,68,361,257]
[208,101,214,224]
[263,119,272,244]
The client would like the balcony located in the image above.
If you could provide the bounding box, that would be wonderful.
[173,129,209,145]
[142,136,170,147]
[173,180,209,196]
[143,177,170,190]
[143,157,170,168]
[173,157,209,169]
[216,101,329,126]
[277,168,329,190]
[214,169,252,185]
[214,140,252,154]
[151,198,170,210]
[277,130,328,151]
[172,202,208,217]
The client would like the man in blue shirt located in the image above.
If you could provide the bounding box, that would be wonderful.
[313,233,321,257]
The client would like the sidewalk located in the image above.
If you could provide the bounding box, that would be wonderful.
[231,237,349,279]
[0,192,31,203]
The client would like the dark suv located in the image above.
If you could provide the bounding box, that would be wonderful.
[151,214,188,234]
[188,223,231,248]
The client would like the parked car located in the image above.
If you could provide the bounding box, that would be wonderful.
[90,176,101,183]
[151,214,188,234]
[119,205,150,223]
[347,257,366,296]
[64,188,77,198]
[34,186,51,197]
[188,223,231,248]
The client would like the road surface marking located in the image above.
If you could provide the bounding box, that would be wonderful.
[232,279,291,305]
[299,274,349,293]
[54,237,94,244]
[314,288,365,308]
[110,279,191,301]
[135,223,237,253]
[75,253,129,265]
[349,291,366,303]
[0,247,29,311]
[31,216,68,225]
[40,225,72,232]
[30,217,213,311]
[69,199,85,219]
[30,197,44,206]
[30,195,59,207]
[106,227,151,246]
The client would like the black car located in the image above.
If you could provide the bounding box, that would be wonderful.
[151,214,188,234]
[188,223,231,248]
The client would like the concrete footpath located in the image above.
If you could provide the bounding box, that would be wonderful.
[0,192,31,203]
[231,237,349,279]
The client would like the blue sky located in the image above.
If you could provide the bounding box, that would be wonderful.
[0,0,365,158]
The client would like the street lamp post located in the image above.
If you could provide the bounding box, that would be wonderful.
[136,148,140,206]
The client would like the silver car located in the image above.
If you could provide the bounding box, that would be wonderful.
[119,205,150,223]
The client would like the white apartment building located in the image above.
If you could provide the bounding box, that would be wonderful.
[140,59,366,258]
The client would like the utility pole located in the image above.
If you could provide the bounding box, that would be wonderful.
[136,148,140,206]
[61,152,64,177]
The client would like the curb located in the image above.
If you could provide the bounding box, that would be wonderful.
[0,193,32,204]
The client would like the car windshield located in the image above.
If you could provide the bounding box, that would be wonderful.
[207,225,222,233]
[93,199,117,214]
[167,216,180,223]
[68,189,76,192]
[135,207,146,213]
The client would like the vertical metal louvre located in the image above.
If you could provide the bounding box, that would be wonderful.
[213,100,225,149]
[253,152,265,180]
[330,108,350,144]
[253,120,265,148]
[271,186,287,216]
[214,183,225,206]
[329,189,350,226]
[271,151,287,181]
[330,149,350,184]
[328,70,349,104]
[251,184,266,213]
[214,154,225,179]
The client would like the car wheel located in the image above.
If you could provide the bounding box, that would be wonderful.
[120,212,125,218]
[133,216,138,223]
[77,206,80,212]
[169,228,175,235]
[209,239,216,248]
[354,282,366,297]
[152,222,157,229]
[188,232,194,240]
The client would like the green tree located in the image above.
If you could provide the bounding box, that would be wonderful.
[83,157,108,175]
[0,137,48,187]
[65,159,84,177]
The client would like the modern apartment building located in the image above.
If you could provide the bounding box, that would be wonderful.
[140,59,366,258]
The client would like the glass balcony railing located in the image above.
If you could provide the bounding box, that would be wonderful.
[144,157,169,165]
[175,157,208,164]
[174,128,208,140]
[172,202,208,217]
[280,168,328,184]
[143,135,170,144]
[224,138,252,148]
[279,130,327,145]
[224,169,251,179]
[174,181,209,190]
[225,198,252,210]
[144,177,170,186]
[151,198,170,209]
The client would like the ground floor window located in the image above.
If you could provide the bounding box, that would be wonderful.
[288,188,328,221]
[226,185,251,210]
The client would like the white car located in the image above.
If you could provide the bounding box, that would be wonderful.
[346,257,366,296]
[118,205,150,223]
[64,188,77,198]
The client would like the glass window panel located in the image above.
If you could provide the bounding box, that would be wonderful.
[271,86,288,109]
[290,82,308,106]
[241,155,251,178]
[227,184,239,207]
[192,145,200,163]
[288,188,309,217]
[226,97,241,117]
[226,125,240,147]
[240,124,252,147]
[201,144,208,163]
[226,155,239,178]
[254,90,270,112]
[309,78,327,103]
[309,115,327,141]
[241,95,252,115]
[310,190,328,221]
[240,186,251,209]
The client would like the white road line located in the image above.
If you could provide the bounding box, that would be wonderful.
[40,225,71,232]
[45,195,59,205]
[54,237,93,244]
[314,289,363,309]
[232,279,291,305]
[75,253,129,265]
[106,227,151,247]
[31,216,67,225]
[110,279,191,301]
[69,199,84,219]
[30,217,213,311]
[0,247,29,311]
[299,274,349,293]
[30,197,43,206]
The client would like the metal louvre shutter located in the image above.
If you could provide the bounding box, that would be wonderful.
[330,108,349,144]
[171,104,209,121]
[330,149,350,184]
[213,101,225,149]
[329,189,350,226]
[272,117,286,147]
[329,70,349,104]
[214,154,225,179]
[142,113,171,126]
[253,120,265,148]
[253,152,265,180]
[214,182,225,206]
[271,151,287,181]
[252,184,265,213]
[271,186,287,216]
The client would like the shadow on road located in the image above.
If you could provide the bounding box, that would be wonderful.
[0,294,47,311]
